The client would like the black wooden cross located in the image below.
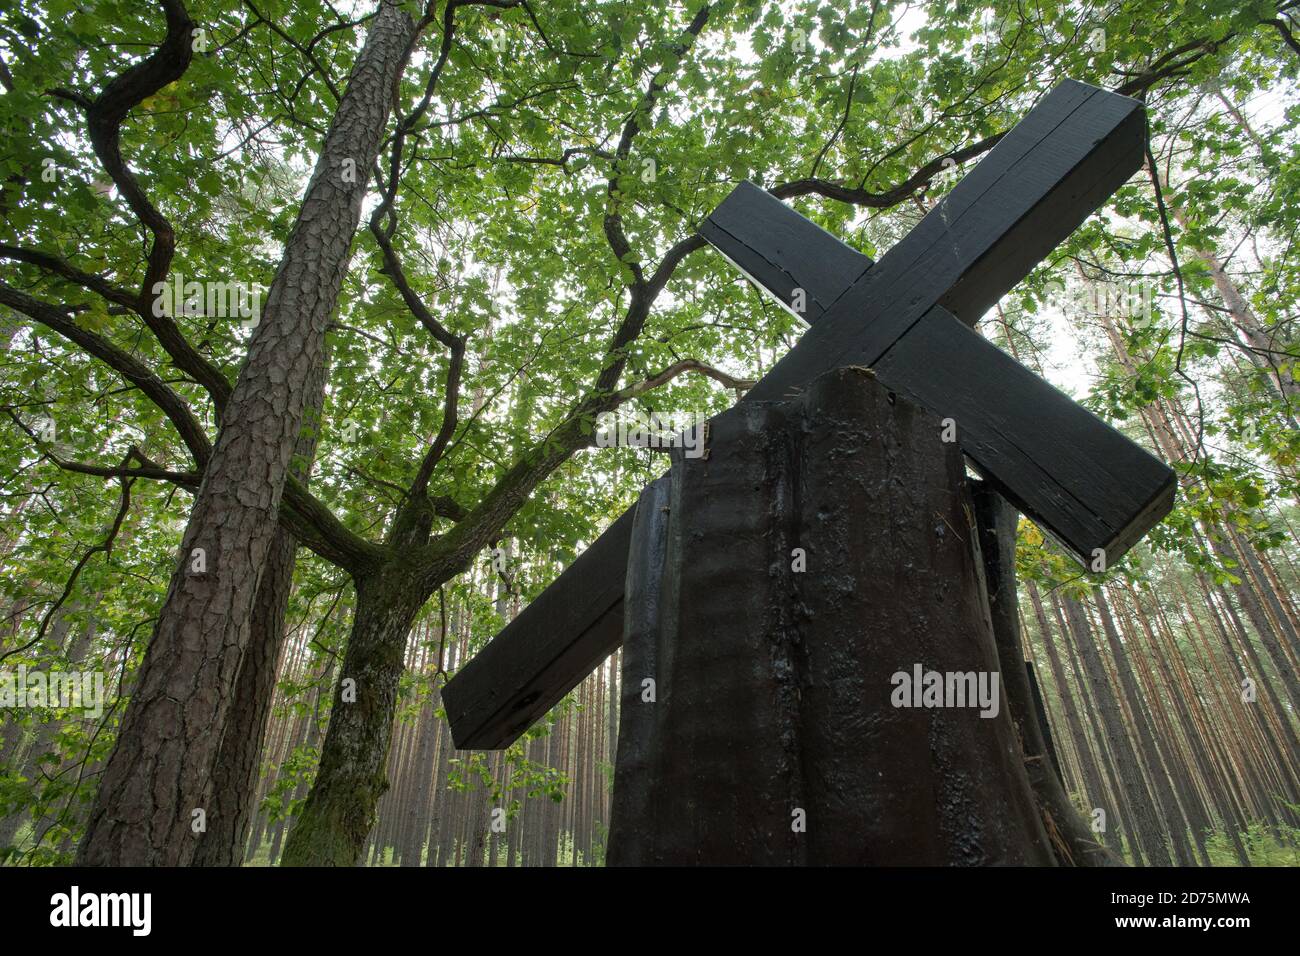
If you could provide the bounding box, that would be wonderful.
[443,80,1176,751]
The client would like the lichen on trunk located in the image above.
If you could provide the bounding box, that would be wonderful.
[281,569,432,866]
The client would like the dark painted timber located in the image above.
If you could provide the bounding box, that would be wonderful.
[443,79,1175,751]
[874,307,1174,561]
[607,368,1056,864]
[441,507,635,750]
[698,181,871,322]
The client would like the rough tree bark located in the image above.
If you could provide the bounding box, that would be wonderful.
[193,361,327,866]
[77,0,418,865]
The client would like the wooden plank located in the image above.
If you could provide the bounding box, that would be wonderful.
[609,402,806,863]
[442,504,638,750]
[603,475,672,858]
[698,181,872,322]
[609,367,1054,864]
[872,306,1175,562]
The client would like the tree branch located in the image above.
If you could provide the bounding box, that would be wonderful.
[0,449,136,665]
[1113,36,1231,98]
[593,6,712,396]
[45,0,234,415]
[0,245,139,309]
[364,2,483,504]
[774,131,1006,208]
[1266,17,1300,57]
[602,5,712,290]
[616,359,756,400]
[50,455,201,488]
[0,280,212,466]
[244,0,343,102]
[281,477,387,574]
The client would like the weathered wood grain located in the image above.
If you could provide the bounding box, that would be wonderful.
[698,181,872,322]
[608,368,1055,864]
[873,306,1175,561]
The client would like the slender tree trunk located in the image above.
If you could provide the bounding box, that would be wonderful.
[1125,585,1251,865]
[1192,575,1300,812]
[1231,532,1300,670]
[1050,594,1135,859]
[1114,590,1216,863]
[265,717,306,866]
[404,689,439,865]
[1205,532,1300,714]
[246,633,305,862]
[267,652,334,865]
[194,360,326,866]
[77,1,418,866]
[1091,588,1199,865]
[1065,594,1175,865]
[1176,594,1276,829]
[382,700,413,865]
[426,692,453,867]
[281,568,428,866]
[1028,582,1119,856]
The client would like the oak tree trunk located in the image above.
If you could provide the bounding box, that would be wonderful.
[280,570,427,866]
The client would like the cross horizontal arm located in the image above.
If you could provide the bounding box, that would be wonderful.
[442,506,635,749]
[707,192,1175,559]
[698,181,872,322]
[731,79,1174,560]
[745,79,1148,401]
[873,307,1175,560]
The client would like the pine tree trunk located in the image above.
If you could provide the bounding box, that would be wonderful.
[1026,581,1108,818]
[406,690,439,866]
[1115,592,1216,857]
[1145,597,1252,865]
[1092,588,1200,865]
[77,1,418,866]
[426,696,452,867]
[1048,593,1134,858]
[194,362,325,866]
[1063,594,1175,865]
